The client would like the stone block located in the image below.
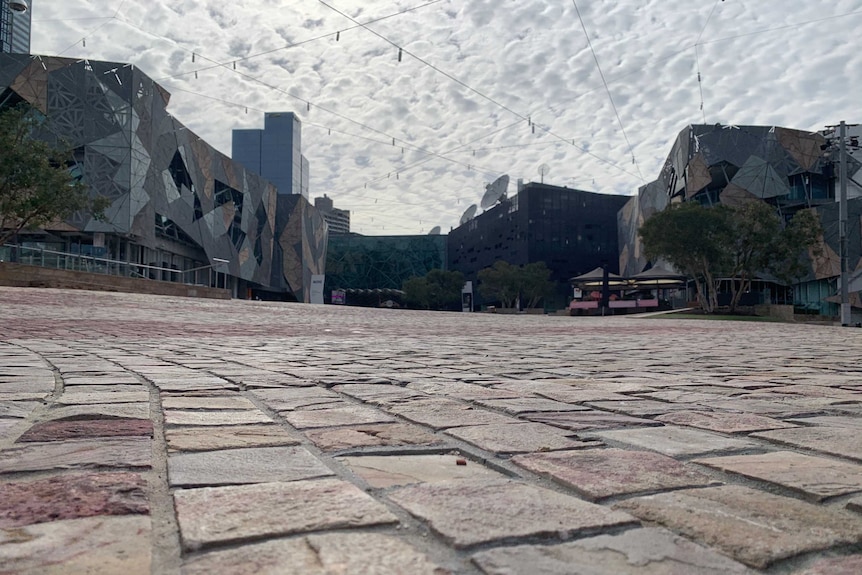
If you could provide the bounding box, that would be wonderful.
[15,418,153,442]
[656,411,795,434]
[165,424,299,452]
[163,410,273,426]
[338,454,505,488]
[388,399,519,430]
[0,438,152,473]
[592,425,758,457]
[520,410,660,431]
[160,396,258,410]
[445,422,600,455]
[168,445,333,486]
[282,405,395,429]
[304,423,446,452]
[751,426,862,462]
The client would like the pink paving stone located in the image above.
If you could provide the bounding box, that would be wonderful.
[795,554,862,575]
[471,527,754,575]
[0,515,151,575]
[181,532,450,575]
[472,397,590,415]
[591,425,758,457]
[513,448,716,501]
[165,424,300,452]
[304,422,447,452]
[655,411,795,434]
[388,399,519,430]
[281,404,396,429]
[444,422,600,455]
[520,410,660,431]
[614,485,862,568]
[0,472,148,527]
[387,478,635,548]
[173,478,398,551]
[695,451,862,501]
[751,426,862,462]
[15,418,154,442]
[0,438,152,474]
[168,445,334,486]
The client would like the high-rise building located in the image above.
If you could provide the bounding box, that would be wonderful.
[232,112,309,199]
[0,0,32,54]
[314,194,350,234]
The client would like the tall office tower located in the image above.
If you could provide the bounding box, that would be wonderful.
[0,0,31,54]
[314,194,350,234]
[232,112,308,199]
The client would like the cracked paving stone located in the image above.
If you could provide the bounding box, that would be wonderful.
[338,454,505,488]
[168,445,334,486]
[751,426,862,462]
[656,411,796,434]
[0,515,151,575]
[591,425,758,457]
[387,478,635,548]
[165,424,300,452]
[163,409,274,426]
[0,472,148,527]
[304,422,446,452]
[513,448,716,501]
[387,399,519,430]
[173,478,398,551]
[15,417,153,442]
[614,484,862,568]
[181,532,451,575]
[444,422,601,455]
[471,527,753,575]
[281,404,396,429]
[695,451,862,501]
[0,438,152,474]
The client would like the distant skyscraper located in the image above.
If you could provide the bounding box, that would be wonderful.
[315,194,350,234]
[0,0,32,54]
[232,112,309,199]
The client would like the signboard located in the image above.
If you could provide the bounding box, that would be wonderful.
[461,280,473,312]
[310,275,325,304]
[331,289,346,305]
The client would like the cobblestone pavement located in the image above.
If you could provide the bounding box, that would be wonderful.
[1,287,862,574]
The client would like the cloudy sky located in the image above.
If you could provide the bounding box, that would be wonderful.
[31,0,862,235]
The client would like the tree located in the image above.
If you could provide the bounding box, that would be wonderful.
[402,269,464,310]
[478,260,554,309]
[0,104,106,246]
[638,201,731,313]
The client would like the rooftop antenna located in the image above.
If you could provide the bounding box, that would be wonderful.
[538,163,551,184]
[481,174,509,210]
[459,204,478,226]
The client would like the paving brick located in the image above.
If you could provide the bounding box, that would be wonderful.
[387,478,635,548]
[388,399,520,430]
[591,425,758,457]
[55,391,150,405]
[0,515,150,575]
[304,422,446,452]
[585,399,696,417]
[614,485,862,568]
[795,554,862,575]
[15,417,153,442]
[168,445,333,486]
[181,532,450,575]
[46,402,150,421]
[696,451,862,501]
[0,472,148,527]
[472,527,753,574]
[513,448,715,501]
[751,426,862,462]
[656,411,795,434]
[165,424,300,452]
[0,400,40,418]
[338,454,505,488]
[173,478,398,550]
[163,409,273,426]
[281,404,395,429]
[473,397,590,414]
[0,438,152,473]
[445,422,600,455]
[160,396,258,410]
[520,410,660,431]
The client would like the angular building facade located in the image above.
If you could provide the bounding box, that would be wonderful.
[0,54,326,301]
[618,123,862,315]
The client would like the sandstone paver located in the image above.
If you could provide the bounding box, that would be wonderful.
[338,454,505,488]
[164,424,300,452]
[281,404,395,429]
[656,411,795,434]
[160,396,259,410]
[163,409,273,426]
[614,485,862,568]
[173,478,398,550]
[0,438,152,473]
[387,478,635,548]
[848,496,862,513]
[0,515,151,575]
[592,425,759,457]
[15,417,153,442]
[444,422,600,455]
[181,532,450,575]
[751,426,862,462]
[520,410,660,431]
[696,451,862,500]
[304,422,446,451]
[55,391,150,405]
[45,402,150,421]
[795,554,862,575]
[388,398,520,430]
[513,448,715,501]
[168,445,334,486]
[473,397,590,414]
[471,527,754,574]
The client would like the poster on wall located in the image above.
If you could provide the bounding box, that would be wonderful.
[310,275,325,304]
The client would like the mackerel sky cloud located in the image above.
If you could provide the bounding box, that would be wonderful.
[31,0,862,234]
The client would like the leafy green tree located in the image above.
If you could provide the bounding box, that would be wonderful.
[478,260,554,309]
[638,201,731,313]
[0,104,107,246]
[402,269,464,310]
[519,262,554,309]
